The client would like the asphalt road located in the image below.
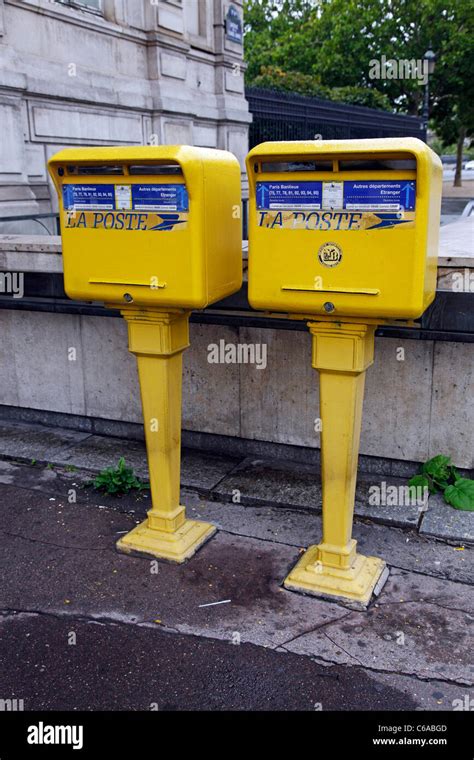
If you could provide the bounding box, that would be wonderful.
[0,611,416,712]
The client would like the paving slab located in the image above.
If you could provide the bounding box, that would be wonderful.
[212,457,323,511]
[212,458,422,528]
[48,433,149,475]
[181,449,243,491]
[284,568,474,685]
[0,458,67,490]
[377,567,474,614]
[355,521,473,586]
[37,433,242,492]
[354,476,425,528]
[186,489,321,547]
[185,491,474,585]
[420,493,474,544]
[0,421,91,463]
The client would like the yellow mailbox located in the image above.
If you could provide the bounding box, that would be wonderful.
[246,138,442,607]
[48,145,241,309]
[247,137,441,319]
[49,145,242,562]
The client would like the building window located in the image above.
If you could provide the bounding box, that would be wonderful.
[55,0,102,13]
[187,0,208,41]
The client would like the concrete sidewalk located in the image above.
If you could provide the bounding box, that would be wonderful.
[0,418,472,542]
[0,420,472,711]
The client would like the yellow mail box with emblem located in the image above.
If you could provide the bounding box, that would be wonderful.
[48,145,242,308]
[246,138,442,319]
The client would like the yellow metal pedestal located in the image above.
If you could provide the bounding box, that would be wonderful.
[115,309,216,563]
[284,322,388,608]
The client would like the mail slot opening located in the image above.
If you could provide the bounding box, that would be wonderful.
[128,164,183,176]
[260,160,334,173]
[337,158,417,171]
[71,165,124,175]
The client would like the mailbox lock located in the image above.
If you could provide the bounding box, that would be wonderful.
[323,301,335,313]
[123,293,134,303]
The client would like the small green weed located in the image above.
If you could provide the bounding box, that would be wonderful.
[408,455,474,511]
[90,457,149,496]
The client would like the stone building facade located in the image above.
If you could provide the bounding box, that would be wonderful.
[0,0,250,227]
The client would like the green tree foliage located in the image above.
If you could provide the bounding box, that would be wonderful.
[252,66,392,109]
[244,0,474,180]
[428,0,474,184]
[244,0,317,82]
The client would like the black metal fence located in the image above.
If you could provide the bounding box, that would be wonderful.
[246,87,426,147]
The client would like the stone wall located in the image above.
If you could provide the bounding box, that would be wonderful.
[0,305,472,469]
[0,0,250,229]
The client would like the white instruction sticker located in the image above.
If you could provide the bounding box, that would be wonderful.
[322,182,344,210]
[115,185,132,210]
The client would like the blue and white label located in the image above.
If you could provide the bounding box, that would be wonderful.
[256,179,416,214]
[63,183,189,213]
[257,181,323,210]
[63,184,115,211]
[131,184,189,212]
[343,180,416,211]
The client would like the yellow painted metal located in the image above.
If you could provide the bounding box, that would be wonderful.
[48,145,242,562]
[48,145,242,309]
[246,138,442,320]
[115,309,216,562]
[246,138,441,606]
[284,322,387,607]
